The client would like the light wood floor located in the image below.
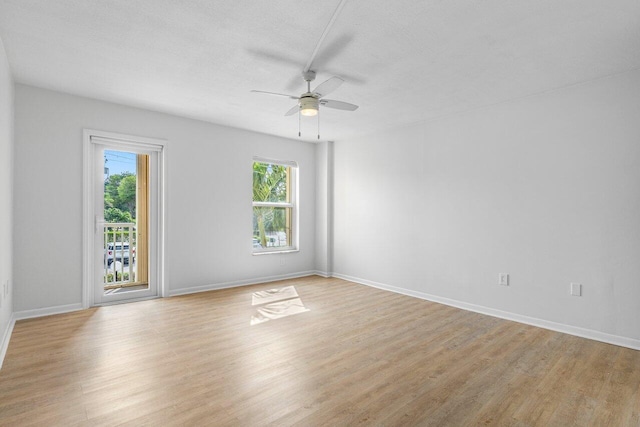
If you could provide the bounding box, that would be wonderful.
[1,276,638,426]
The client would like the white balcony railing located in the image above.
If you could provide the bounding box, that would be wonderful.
[103,222,137,289]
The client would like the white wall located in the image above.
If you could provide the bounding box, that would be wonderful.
[315,141,334,276]
[334,69,640,344]
[13,85,316,312]
[0,37,14,360]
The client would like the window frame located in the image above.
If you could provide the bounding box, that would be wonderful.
[252,157,299,255]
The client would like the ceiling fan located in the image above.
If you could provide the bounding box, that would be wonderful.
[249,0,356,139]
[251,70,358,118]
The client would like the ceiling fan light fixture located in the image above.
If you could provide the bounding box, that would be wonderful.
[299,97,319,116]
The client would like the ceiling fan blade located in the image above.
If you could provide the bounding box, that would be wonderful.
[251,90,299,100]
[320,99,358,111]
[310,34,354,72]
[312,76,344,98]
[303,0,349,72]
[285,104,300,116]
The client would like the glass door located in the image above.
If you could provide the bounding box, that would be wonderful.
[92,141,159,304]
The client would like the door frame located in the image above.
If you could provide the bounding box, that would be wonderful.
[82,129,167,308]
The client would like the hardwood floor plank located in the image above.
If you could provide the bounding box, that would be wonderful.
[0,276,638,426]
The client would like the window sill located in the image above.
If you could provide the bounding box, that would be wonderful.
[252,248,299,256]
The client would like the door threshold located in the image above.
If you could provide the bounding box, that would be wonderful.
[93,295,160,307]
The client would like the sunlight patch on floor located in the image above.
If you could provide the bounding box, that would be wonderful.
[250,286,310,325]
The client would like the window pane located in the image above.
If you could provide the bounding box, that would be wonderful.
[253,162,289,203]
[253,206,291,248]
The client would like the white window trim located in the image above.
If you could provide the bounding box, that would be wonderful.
[252,157,299,255]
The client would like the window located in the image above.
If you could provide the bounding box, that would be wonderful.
[252,158,297,253]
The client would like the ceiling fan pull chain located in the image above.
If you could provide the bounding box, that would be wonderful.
[298,109,301,137]
[317,108,320,140]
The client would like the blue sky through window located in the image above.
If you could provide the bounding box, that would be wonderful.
[104,150,136,178]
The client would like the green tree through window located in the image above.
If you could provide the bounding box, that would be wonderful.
[104,171,136,223]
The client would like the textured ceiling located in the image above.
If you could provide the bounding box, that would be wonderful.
[0,0,639,142]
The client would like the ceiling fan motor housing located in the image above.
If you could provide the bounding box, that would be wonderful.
[302,70,316,82]
[299,95,319,116]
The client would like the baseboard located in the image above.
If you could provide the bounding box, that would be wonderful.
[0,313,16,369]
[313,270,332,278]
[169,271,319,297]
[13,303,84,321]
[333,273,640,351]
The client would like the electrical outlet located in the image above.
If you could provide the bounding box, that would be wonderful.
[570,283,582,296]
[498,273,509,286]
